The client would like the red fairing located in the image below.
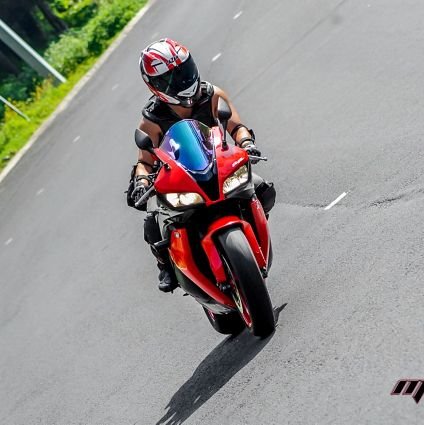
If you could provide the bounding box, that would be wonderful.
[153,149,209,199]
[250,198,270,265]
[240,220,267,270]
[202,216,267,271]
[201,229,227,285]
[153,127,249,205]
[212,127,250,202]
[169,228,236,308]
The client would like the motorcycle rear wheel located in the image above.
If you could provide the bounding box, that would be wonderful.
[218,228,275,337]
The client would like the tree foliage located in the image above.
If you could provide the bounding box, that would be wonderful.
[0,0,97,80]
[50,0,99,28]
[0,0,68,90]
[0,0,67,50]
[0,0,145,120]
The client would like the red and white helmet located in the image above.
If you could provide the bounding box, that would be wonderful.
[139,38,201,107]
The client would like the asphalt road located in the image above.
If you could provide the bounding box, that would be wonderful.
[1,0,424,424]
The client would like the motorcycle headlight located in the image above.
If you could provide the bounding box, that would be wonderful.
[165,192,205,208]
[223,165,249,195]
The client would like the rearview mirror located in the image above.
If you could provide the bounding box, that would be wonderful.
[217,97,232,147]
[217,97,232,122]
[134,128,154,152]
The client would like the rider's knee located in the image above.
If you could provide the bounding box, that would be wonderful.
[256,181,276,215]
[143,213,161,245]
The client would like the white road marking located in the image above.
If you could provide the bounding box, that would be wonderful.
[111,84,119,91]
[5,238,13,246]
[72,135,81,143]
[211,53,222,62]
[36,188,45,196]
[233,11,243,20]
[324,192,347,210]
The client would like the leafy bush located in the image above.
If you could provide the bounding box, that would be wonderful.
[0,0,147,169]
[44,0,145,74]
[0,61,94,164]
[45,30,89,75]
[0,67,41,118]
[85,0,142,54]
[0,68,39,102]
[52,0,99,28]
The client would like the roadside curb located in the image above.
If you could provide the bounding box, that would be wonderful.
[0,0,153,185]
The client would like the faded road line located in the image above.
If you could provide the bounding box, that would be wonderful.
[211,53,222,62]
[324,192,347,210]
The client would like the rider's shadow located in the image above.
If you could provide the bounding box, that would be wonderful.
[154,303,287,425]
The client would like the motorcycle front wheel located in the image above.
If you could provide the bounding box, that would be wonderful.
[218,228,275,337]
[203,307,244,335]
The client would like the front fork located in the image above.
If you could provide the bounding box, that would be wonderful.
[201,198,271,286]
[163,198,270,310]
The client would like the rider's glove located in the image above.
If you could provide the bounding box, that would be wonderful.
[241,141,261,164]
[131,176,150,210]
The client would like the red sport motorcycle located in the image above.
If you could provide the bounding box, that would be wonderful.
[134,99,275,337]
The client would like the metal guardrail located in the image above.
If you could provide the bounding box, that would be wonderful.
[0,95,30,121]
[0,19,66,85]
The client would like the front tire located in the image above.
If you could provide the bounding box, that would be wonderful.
[203,307,244,335]
[218,228,275,337]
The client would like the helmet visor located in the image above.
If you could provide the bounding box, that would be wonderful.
[149,55,199,97]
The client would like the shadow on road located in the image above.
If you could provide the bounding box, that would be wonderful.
[154,303,287,425]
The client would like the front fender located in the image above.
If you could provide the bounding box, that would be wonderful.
[169,228,235,308]
[201,215,267,284]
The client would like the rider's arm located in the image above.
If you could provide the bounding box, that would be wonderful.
[212,86,255,146]
[135,117,162,184]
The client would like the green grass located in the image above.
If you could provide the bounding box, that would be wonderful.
[0,60,94,167]
[0,0,146,172]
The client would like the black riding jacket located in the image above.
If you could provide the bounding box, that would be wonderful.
[141,81,216,137]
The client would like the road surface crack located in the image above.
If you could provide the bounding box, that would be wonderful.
[370,187,424,207]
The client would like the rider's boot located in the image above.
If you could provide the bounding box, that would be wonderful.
[157,261,178,293]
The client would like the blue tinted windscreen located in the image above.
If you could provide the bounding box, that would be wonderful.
[160,120,214,172]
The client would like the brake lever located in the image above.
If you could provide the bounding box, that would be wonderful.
[249,155,268,162]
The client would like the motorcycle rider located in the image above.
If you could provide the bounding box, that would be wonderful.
[127,38,276,292]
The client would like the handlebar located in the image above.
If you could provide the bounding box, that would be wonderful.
[132,154,266,208]
[134,185,155,208]
[249,155,268,162]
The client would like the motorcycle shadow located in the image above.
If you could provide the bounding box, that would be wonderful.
[155,303,287,425]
